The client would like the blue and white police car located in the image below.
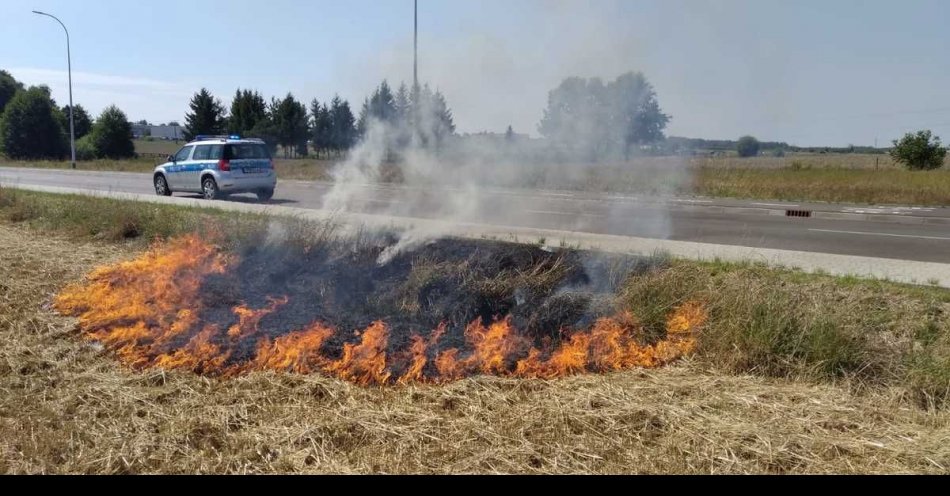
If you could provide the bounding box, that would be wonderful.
[153,135,276,201]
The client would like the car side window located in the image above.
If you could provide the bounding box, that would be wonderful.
[208,145,224,160]
[174,146,193,162]
[193,146,211,161]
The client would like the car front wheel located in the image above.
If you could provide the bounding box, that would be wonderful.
[201,177,220,200]
[154,174,172,196]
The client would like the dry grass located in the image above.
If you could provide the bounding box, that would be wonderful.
[696,167,950,205]
[621,261,950,407]
[1,156,163,173]
[133,139,181,156]
[2,218,950,473]
[696,153,906,170]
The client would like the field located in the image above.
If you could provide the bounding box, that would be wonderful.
[132,138,181,156]
[1,186,949,474]
[3,150,949,206]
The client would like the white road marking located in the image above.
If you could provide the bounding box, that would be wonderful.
[670,199,713,203]
[526,209,603,217]
[809,229,950,241]
[358,198,407,205]
[752,202,799,207]
[843,206,937,215]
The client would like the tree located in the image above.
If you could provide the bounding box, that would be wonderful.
[365,80,397,124]
[228,89,267,136]
[539,72,669,161]
[310,99,332,157]
[505,125,515,142]
[331,98,356,153]
[293,100,310,157]
[428,89,455,148]
[609,72,669,157]
[394,83,411,125]
[890,130,947,171]
[0,69,24,115]
[737,136,760,158]
[272,93,309,158]
[0,86,66,159]
[249,118,279,155]
[393,83,412,147]
[89,105,135,159]
[356,97,370,139]
[183,88,226,140]
[330,96,357,155]
[408,83,456,149]
[60,104,92,139]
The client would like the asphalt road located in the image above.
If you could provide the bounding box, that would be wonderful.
[2,166,949,263]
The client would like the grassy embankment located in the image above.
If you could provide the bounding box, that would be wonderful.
[0,185,948,473]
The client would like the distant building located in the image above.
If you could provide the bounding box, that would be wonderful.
[131,123,183,140]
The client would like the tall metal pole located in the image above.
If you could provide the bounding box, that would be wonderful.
[33,11,75,169]
[413,0,418,90]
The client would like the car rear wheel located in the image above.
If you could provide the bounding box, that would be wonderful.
[256,188,274,202]
[201,176,220,200]
[154,174,172,196]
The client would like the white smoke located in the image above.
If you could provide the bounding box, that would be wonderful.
[321,110,686,266]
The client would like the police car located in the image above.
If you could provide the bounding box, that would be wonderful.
[153,135,276,201]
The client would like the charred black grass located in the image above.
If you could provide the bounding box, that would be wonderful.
[197,234,653,362]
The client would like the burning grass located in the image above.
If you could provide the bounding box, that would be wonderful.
[53,233,703,385]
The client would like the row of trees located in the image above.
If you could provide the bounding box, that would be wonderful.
[183,88,360,158]
[356,80,456,150]
[182,80,457,159]
[13,65,940,170]
[0,69,134,160]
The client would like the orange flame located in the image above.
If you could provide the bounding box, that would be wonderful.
[324,321,392,385]
[55,235,706,386]
[249,322,334,374]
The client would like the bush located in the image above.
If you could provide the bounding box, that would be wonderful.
[890,130,947,170]
[737,136,760,158]
[0,86,67,159]
[89,105,135,159]
[75,135,98,161]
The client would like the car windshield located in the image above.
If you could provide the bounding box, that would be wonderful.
[224,144,270,160]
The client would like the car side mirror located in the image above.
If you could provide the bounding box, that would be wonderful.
[167,154,176,163]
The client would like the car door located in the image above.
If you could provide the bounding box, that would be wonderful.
[189,145,214,191]
[168,145,194,189]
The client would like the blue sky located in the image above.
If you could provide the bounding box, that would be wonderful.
[2,0,949,146]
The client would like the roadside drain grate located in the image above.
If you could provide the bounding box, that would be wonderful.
[786,210,813,218]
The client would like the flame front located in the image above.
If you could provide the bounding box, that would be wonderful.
[55,235,705,386]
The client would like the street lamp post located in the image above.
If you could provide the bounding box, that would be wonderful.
[32,10,76,169]
[414,0,418,90]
